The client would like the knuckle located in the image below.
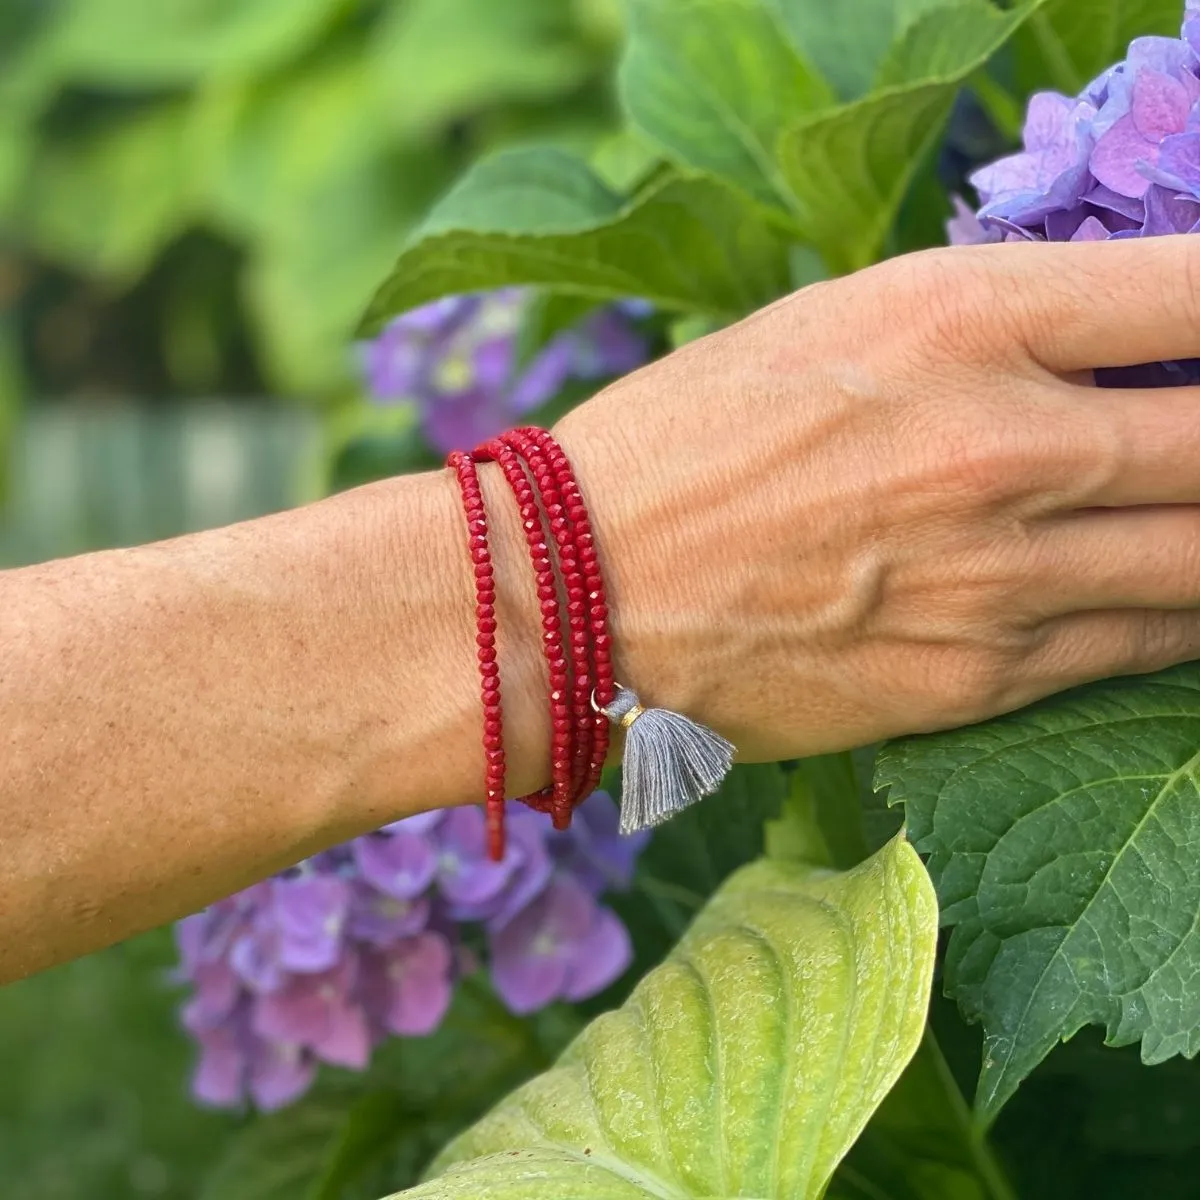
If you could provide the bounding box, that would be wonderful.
[1131,611,1193,668]
[913,407,1033,507]
[1177,240,1200,328]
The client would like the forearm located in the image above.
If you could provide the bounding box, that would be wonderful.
[0,466,548,982]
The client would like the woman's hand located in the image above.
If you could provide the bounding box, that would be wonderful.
[557,237,1200,762]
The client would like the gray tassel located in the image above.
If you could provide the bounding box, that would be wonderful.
[601,686,736,836]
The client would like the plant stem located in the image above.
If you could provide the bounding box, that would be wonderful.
[922,1031,1017,1200]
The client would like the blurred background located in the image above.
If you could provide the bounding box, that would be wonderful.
[0,0,630,1195]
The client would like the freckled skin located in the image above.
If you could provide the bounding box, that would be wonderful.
[3,237,1200,982]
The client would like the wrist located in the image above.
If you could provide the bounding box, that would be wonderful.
[347,468,551,825]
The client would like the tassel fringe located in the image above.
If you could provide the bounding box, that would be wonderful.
[601,687,736,835]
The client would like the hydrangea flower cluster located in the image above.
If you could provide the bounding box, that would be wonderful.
[950,0,1200,385]
[175,793,649,1111]
[361,290,651,454]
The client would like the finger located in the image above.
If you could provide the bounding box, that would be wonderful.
[968,237,1200,373]
[1025,609,1200,697]
[1028,506,1200,616]
[1056,384,1200,508]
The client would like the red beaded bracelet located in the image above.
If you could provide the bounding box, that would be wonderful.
[445,450,507,860]
[446,427,735,861]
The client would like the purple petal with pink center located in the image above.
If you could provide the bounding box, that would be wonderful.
[347,883,430,945]
[252,961,371,1069]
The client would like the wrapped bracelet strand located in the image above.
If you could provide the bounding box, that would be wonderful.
[447,427,736,861]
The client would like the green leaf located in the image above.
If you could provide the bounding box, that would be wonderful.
[307,1090,414,1200]
[247,149,450,394]
[768,753,878,871]
[589,127,663,192]
[198,1101,351,1200]
[20,102,195,279]
[0,115,30,225]
[512,293,600,371]
[199,48,392,243]
[878,663,1200,1123]
[776,0,1043,272]
[1010,0,1184,98]
[390,836,938,1200]
[619,0,831,216]
[767,0,952,100]
[0,928,241,1199]
[0,317,22,506]
[359,148,791,334]
[373,0,597,138]
[47,0,341,87]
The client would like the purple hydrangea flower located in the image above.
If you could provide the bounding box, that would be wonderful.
[360,291,650,454]
[360,933,455,1037]
[352,827,438,900]
[489,876,633,1014]
[950,2,1200,386]
[175,792,647,1110]
[252,957,372,1069]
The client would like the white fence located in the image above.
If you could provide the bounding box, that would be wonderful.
[0,403,322,568]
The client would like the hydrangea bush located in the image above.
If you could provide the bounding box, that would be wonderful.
[177,794,645,1109]
[187,3,1200,1199]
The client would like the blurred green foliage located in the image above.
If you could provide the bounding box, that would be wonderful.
[0,929,241,1200]
[2,0,626,402]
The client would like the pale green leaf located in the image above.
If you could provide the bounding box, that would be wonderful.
[360,148,791,334]
[373,0,596,138]
[619,0,831,215]
[777,0,1043,272]
[767,0,959,99]
[46,0,340,87]
[878,663,1200,1123]
[589,127,663,192]
[389,836,938,1199]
